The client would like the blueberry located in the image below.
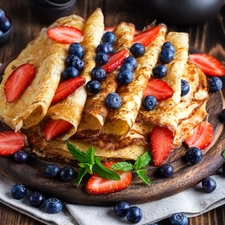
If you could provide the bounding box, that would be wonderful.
[158,163,174,178]
[14,150,29,163]
[159,49,174,64]
[120,63,134,72]
[45,164,60,178]
[105,92,122,109]
[117,69,134,84]
[65,55,84,71]
[153,64,168,78]
[202,177,217,193]
[91,67,106,81]
[208,77,223,92]
[11,184,27,200]
[62,67,79,80]
[29,191,45,208]
[0,18,11,32]
[185,147,202,165]
[97,43,110,54]
[45,198,63,214]
[124,56,137,70]
[106,42,114,54]
[162,42,176,53]
[131,43,145,57]
[59,166,76,182]
[114,201,131,217]
[0,9,5,19]
[102,31,116,43]
[68,43,84,58]
[169,213,188,225]
[219,108,225,123]
[181,79,190,96]
[0,29,3,36]
[95,52,109,65]
[86,80,101,93]
[126,206,142,223]
[142,95,158,110]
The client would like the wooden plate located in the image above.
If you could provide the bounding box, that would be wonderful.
[0,60,225,206]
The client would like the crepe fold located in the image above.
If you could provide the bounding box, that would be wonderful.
[101,24,167,138]
[0,15,85,131]
[76,21,136,137]
[46,8,104,140]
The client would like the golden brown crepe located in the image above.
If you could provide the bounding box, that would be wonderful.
[46,8,105,140]
[0,15,85,131]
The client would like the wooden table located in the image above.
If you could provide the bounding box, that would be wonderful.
[0,0,225,224]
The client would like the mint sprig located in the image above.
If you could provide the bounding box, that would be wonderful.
[111,152,151,185]
[67,141,120,186]
[222,150,225,159]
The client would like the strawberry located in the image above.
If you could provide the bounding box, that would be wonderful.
[4,63,36,103]
[189,53,225,77]
[47,26,84,44]
[184,121,213,150]
[102,49,129,73]
[133,25,161,47]
[44,119,73,140]
[51,76,85,105]
[150,125,174,166]
[143,78,174,101]
[86,161,132,195]
[0,131,27,156]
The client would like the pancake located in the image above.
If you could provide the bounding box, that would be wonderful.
[101,24,167,138]
[76,22,136,137]
[0,15,84,131]
[46,8,105,141]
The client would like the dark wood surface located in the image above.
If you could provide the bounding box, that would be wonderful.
[1,0,225,224]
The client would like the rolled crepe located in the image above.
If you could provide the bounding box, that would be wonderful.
[101,24,167,138]
[0,15,84,131]
[76,21,135,137]
[46,8,104,140]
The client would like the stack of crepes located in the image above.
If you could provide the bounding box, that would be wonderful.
[0,8,208,163]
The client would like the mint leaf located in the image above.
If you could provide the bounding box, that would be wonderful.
[86,146,95,164]
[111,162,133,171]
[76,168,87,187]
[67,141,88,163]
[93,157,120,180]
[78,162,93,174]
[134,152,151,170]
[222,150,225,159]
[136,169,151,185]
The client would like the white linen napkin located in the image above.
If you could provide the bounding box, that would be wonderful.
[0,172,225,225]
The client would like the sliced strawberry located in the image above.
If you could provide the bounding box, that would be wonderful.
[0,131,26,156]
[86,161,132,195]
[189,53,225,77]
[51,76,85,105]
[184,121,213,150]
[4,63,36,103]
[47,26,84,44]
[143,78,173,101]
[133,25,161,47]
[102,49,129,73]
[44,119,73,140]
[150,125,174,166]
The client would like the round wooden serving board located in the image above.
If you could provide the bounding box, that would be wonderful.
[0,64,225,206]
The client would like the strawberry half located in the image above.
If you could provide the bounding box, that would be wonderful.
[184,121,213,150]
[47,26,84,44]
[102,49,129,73]
[86,161,132,195]
[150,125,174,166]
[189,53,225,76]
[133,25,161,47]
[44,119,73,140]
[51,76,85,105]
[143,78,174,101]
[4,63,36,103]
[0,131,27,156]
